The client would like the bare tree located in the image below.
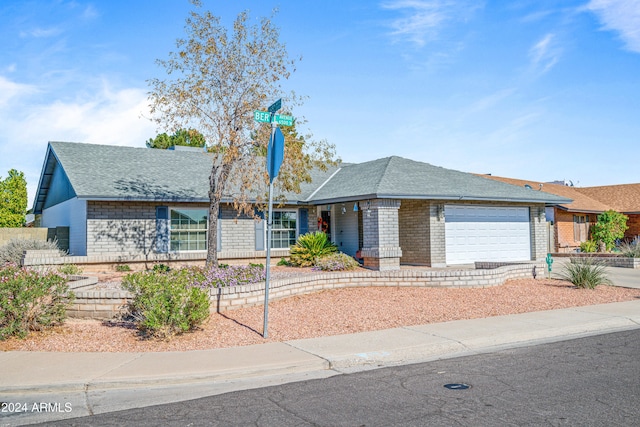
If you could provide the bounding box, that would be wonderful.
[148,5,335,266]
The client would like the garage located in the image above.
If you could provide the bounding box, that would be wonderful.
[445,205,531,264]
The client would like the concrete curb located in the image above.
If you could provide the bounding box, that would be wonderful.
[1,300,639,426]
[0,343,328,395]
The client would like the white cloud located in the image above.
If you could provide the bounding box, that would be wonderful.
[0,77,155,207]
[529,33,561,75]
[467,88,516,114]
[381,0,482,46]
[586,0,640,53]
[0,75,38,107]
[19,27,63,38]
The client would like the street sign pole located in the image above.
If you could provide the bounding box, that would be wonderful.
[263,115,277,339]
[254,99,289,339]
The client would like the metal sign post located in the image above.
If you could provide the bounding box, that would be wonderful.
[255,99,288,339]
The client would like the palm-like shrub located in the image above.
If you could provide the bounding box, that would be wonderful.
[289,232,337,267]
[560,258,612,289]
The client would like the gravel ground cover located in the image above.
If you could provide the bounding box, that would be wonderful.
[1,268,638,353]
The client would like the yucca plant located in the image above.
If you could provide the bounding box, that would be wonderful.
[560,258,612,289]
[289,231,338,267]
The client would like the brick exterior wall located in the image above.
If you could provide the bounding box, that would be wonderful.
[86,201,311,259]
[398,200,430,265]
[530,206,548,260]
[361,199,402,270]
[86,201,160,257]
[219,204,255,252]
[554,210,588,252]
[625,214,640,241]
[428,203,446,267]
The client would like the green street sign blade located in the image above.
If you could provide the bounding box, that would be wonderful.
[274,114,293,126]
[253,110,271,123]
[268,98,282,113]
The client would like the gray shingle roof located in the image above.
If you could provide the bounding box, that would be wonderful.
[305,156,571,204]
[51,141,213,201]
[34,143,570,213]
[33,141,339,212]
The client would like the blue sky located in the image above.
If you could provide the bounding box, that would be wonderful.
[1,0,639,207]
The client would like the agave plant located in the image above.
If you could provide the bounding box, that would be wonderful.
[289,231,338,267]
[559,258,612,289]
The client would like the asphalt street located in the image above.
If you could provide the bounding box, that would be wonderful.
[34,329,640,427]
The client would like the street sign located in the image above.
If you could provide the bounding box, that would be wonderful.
[253,110,271,123]
[268,98,282,113]
[267,127,284,183]
[254,111,294,126]
[274,114,293,126]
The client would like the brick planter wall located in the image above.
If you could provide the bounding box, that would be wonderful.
[68,262,544,319]
[553,253,640,269]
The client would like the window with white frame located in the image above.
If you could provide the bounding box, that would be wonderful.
[271,210,297,248]
[170,208,208,251]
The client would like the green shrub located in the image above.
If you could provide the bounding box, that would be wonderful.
[121,269,210,339]
[579,240,597,253]
[152,263,171,273]
[57,264,83,277]
[592,210,629,252]
[0,238,65,265]
[560,258,612,289]
[115,264,132,272]
[0,264,74,340]
[277,257,291,266]
[313,252,359,271]
[289,232,337,267]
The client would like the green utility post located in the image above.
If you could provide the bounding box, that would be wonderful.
[546,253,554,279]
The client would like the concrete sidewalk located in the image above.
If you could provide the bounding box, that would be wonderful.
[1,300,639,426]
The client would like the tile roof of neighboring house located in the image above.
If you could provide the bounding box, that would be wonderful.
[574,184,640,214]
[306,156,571,204]
[33,142,571,213]
[478,174,640,214]
[477,175,608,213]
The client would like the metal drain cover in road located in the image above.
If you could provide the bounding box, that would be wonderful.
[444,383,471,390]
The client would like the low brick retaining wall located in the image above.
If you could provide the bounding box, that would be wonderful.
[553,253,640,269]
[68,262,543,319]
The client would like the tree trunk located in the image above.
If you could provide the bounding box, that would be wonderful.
[206,197,219,268]
[206,165,221,268]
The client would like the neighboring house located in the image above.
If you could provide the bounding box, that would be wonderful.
[574,184,640,240]
[479,175,640,253]
[33,142,570,270]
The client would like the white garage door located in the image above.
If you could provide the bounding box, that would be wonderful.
[445,205,531,265]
